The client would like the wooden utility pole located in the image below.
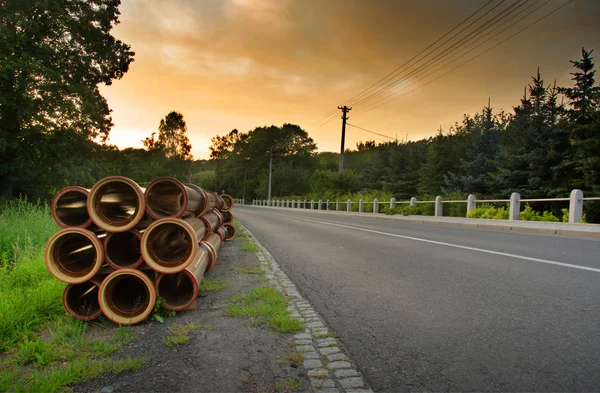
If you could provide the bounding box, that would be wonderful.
[267,150,273,202]
[338,105,352,174]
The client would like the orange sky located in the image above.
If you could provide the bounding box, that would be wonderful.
[100,0,600,159]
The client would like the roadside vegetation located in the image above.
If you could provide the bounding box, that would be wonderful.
[0,200,145,392]
[225,286,303,333]
[165,323,212,347]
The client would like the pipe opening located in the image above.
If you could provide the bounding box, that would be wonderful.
[222,211,233,224]
[93,182,141,227]
[147,223,194,267]
[146,181,186,218]
[52,233,98,276]
[104,275,151,318]
[105,231,142,268]
[157,272,195,309]
[55,190,90,227]
[224,224,236,240]
[64,281,101,320]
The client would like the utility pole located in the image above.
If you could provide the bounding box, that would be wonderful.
[242,172,247,203]
[337,105,352,174]
[267,150,273,202]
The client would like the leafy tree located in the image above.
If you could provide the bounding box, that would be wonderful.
[0,0,134,196]
[154,111,192,160]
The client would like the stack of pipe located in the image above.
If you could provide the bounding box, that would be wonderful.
[45,176,236,325]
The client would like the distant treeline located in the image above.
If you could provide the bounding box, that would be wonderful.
[210,49,600,222]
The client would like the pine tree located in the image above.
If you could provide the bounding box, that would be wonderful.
[559,48,600,200]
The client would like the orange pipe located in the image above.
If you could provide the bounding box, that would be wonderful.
[51,186,93,228]
[98,269,156,325]
[223,223,236,241]
[62,277,103,321]
[104,229,143,269]
[44,228,104,284]
[155,243,212,311]
[145,177,209,219]
[141,217,206,274]
[220,194,234,212]
[216,226,228,243]
[87,176,146,232]
[202,232,222,271]
[199,209,223,238]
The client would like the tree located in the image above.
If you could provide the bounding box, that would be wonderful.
[559,48,600,211]
[0,0,134,196]
[155,111,192,160]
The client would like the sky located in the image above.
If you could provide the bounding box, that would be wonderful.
[100,0,600,159]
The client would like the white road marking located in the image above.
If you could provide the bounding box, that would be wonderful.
[283,215,600,274]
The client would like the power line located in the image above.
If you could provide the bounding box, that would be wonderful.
[346,123,397,141]
[359,0,570,114]
[345,0,499,107]
[304,0,497,132]
[352,0,531,110]
[349,0,510,109]
[355,0,543,113]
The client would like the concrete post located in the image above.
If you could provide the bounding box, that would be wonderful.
[310,200,314,209]
[303,199,307,209]
[373,198,379,214]
[569,189,583,223]
[410,197,416,207]
[509,192,520,221]
[435,196,443,217]
[318,199,322,210]
[347,199,352,212]
[467,194,476,216]
[297,199,301,209]
[336,200,340,211]
[390,198,396,210]
[359,199,364,213]
[291,200,295,208]
[325,199,329,210]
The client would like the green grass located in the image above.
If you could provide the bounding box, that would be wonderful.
[165,323,212,347]
[275,378,304,392]
[241,243,259,252]
[199,279,228,292]
[314,331,339,339]
[0,317,143,392]
[225,286,303,333]
[256,277,269,283]
[232,266,266,275]
[276,350,304,366]
[0,199,145,392]
[0,199,62,350]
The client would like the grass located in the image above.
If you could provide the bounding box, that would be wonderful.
[276,350,304,366]
[256,277,269,283]
[225,286,303,333]
[232,266,266,275]
[314,332,339,339]
[275,378,304,392]
[241,243,259,253]
[0,317,143,392]
[165,323,212,347]
[0,199,145,391]
[199,279,228,292]
[0,199,62,350]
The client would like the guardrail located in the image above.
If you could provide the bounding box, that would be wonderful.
[248,190,600,224]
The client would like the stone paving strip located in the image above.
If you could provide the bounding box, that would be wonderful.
[241,223,374,393]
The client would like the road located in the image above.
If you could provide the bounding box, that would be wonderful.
[235,206,600,392]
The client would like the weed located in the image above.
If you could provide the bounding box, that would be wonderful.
[165,323,211,347]
[232,266,266,275]
[241,243,259,253]
[256,277,269,283]
[151,297,176,324]
[275,378,304,392]
[314,332,339,339]
[225,286,303,333]
[199,279,228,292]
[276,351,304,365]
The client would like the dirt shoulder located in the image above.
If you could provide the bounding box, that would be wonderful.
[74,224,310,393]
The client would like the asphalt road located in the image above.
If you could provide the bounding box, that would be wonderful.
[235,206,600,392]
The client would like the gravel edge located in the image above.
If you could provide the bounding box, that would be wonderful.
[240,222,374,393]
